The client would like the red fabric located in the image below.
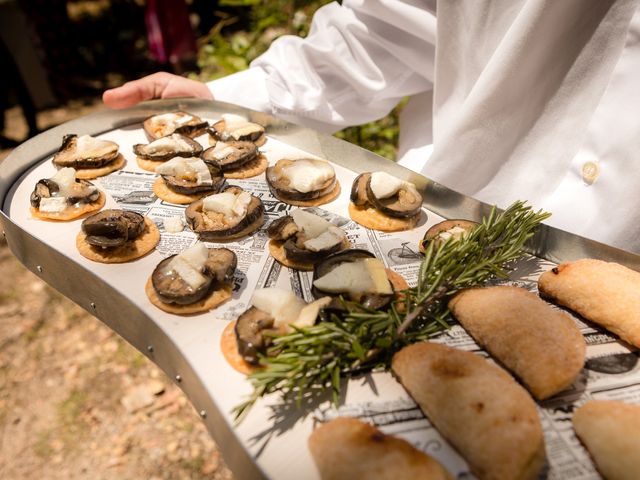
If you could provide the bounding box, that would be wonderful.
[145,0,197,64]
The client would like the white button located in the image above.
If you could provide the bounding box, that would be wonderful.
[581,161,600,185]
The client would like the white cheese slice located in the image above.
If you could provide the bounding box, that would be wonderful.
[178,242,209,271]
[437,226,469,243]
[163,216,184,233]
[76,134,115,154]
[293,297,332,329]
[251,288,306,329]
[203,191,237,218]
[221,113,248,127]
[155,157,212,186]
[369,171,406,199]
[202,190,251,219]
[232,191,252,217]
[281,160,335,193]
[38,196,68,213]
[166,256,208,290]
[50,167,77,197]
[146,134,193,154]
[303,226,345,252]
[290,209,331,238]
[313,258,392,295]
[174,114,194,125]
[210,141,236,160]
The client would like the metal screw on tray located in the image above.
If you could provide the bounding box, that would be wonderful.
[175,374,182,382]
[90,302,96,310]
[147,345,154,353]
[200,410,207,418]
[36,265,43,272]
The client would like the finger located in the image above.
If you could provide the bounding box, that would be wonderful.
[162,76,214,101]
[102,73,171,109]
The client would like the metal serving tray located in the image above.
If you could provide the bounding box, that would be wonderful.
[2,99,639,479]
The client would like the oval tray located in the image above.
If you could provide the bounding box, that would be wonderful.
[2,98,639,479]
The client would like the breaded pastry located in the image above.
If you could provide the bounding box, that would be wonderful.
[538,259,640,348]
[448,286,585,399]
[573,400,640,480]
[392,343,545,480]
[309,417,451,480]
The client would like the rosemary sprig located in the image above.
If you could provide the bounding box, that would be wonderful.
[233,201,550,422]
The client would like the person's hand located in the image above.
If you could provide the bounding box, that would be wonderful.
[102,72,213,109]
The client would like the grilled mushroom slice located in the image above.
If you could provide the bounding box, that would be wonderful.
[234,307,276,365]
[267,216,299,241]
[350,172,371,206]
[81,210,145,248]
[209,114,265,143]
[185,186,264,241]
[421,219,478,251]
[312,249,394,310]
[30,177,100,208]
[151,247,237,305]
[201,140,258,172]
[266,159,336,202]
[365,175,422,218]
[53,134,119,168]
[157,159,225,195]
[133,133,203,161]
[143,111,209,139]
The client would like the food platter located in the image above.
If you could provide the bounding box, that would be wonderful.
[2,98,640,479]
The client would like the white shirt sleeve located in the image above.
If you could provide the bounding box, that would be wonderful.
[208,0,436,133]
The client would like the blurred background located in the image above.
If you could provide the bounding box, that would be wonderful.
[0,1,401,479]
[0,0,401,158]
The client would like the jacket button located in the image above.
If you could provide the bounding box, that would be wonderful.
[581,161,600,185]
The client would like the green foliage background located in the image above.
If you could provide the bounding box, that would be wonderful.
[193,0,402,161]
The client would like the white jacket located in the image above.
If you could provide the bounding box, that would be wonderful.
[209,0,640,253]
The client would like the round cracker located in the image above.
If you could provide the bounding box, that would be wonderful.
[387,268,409,291]
[145,277,232,315]
[220,320,259,375]
[136,156,166,172]
[273,182,341,207]
[76,217,160,263]
[268,238,351,271]
[30,191,106,221]
[73,154,126,179]
[223,154,268,179]
[152,178,213,205]
[348,202,419,232]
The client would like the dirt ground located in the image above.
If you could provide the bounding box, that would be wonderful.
[0,103,234,479]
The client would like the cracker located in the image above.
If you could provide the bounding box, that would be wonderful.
[30,191,106,221]
[274,182,341,207]
[268,238,351,271]
[76,217,160,263]
[220,320,259,375]
[348,202,419,232]
[74,154,126,179]
[152,178,211,205]
[223,154,268,179]
[136,156,165,172]
[145,277,232,315]
[573,400,640,480]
